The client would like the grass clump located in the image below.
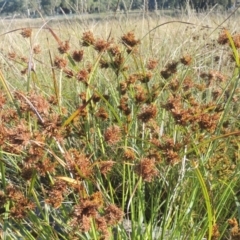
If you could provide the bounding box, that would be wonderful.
[0,14,240,240]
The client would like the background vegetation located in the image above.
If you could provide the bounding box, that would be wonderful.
[0,0,238,17]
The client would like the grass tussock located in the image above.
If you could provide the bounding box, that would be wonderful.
[0,13,240,240]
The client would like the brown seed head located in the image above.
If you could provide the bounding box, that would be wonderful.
[124,148,136,161]
[71,191,104,232]
[65,149,93,179]
[119,81,128,95]
[76,69,89,83]
[98,160,115,176]
[147,59,158,70]
[95,216,109,239]
[228,218,240,238]
[45,180,68,208]
[135,158,158,182]
[99,59,110,68]
[20,56,28,63]
[160,69,172,79]
[233,33,240,48]
[72,50,84,62]
[147,149,162,162]
[33,45,41,54]
[217,29,229,45]
[79,92,87,103]
[104,204,124,226]
[92,93,101,103]
[58,40,70,54]
[108,44,121,56]
[121,31,140,47]
[165,61,178,73]
[96,107,109,120]
[6,185,35,219]
[133,72,152,83]
[180,55,192,65]
[127,74,138,85]
[118,96,131,115]
[135,85,147,103]
[104,125,122,145]
[82,31,95,46]
[21,67,28,75]
[113,54,124,70]
[54,56,68,69]
[138,104,157,123]
[63,68,74,78]
[212,224,220,240]
[20,28,32,38]
[94,39,111,52]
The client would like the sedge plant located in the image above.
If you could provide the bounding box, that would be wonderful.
[0,12,239,240]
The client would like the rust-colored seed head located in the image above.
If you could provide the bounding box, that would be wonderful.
[45,180,68,208]
[20,56,28,63]
[131,73,152,83]
[228,218,240,238]
[147,59,158,70]
[6,185,35,219]
[160,69,172,79]
[124,148,136,161]
[72,50,84,62]
[109,45,121,56]
[104,125,122,145]
[92,93,101,103]
[58,40,70,54]
[33,45,41,54]
[127,74,138,84]
[147,149,162,162]
[99,59,110,68]
[165,61,178,73]
[121,31,140,47]
[76,69,89,82]
[119,81,128,95]
[138,104,157,123]
[135,85,147,103]
[233,33,240,48]
[96,107,109,120]
[70,191,105,232]
[79,92,87,103]
[65,149,93,179]
[95,217,109,239]
[104,204,124,226]
[94,39,111,52]
[21,68,28,75]
[141,72,152,83]
[63,68,74,78]
[82,31,95,46]
[135,158,158,182]
[54,56,67,69]
[98,160,115,176]
[217,29,229,45]
[113,54,124,69]
[118,96,131,115]
[180,55,192,65]
[211,224,220,240]
[20,28,32,38]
